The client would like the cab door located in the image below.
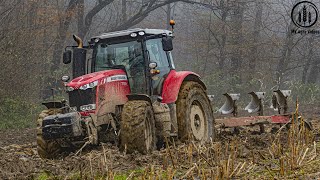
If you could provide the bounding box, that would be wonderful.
[146,38,171,96]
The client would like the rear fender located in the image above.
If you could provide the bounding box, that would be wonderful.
[161,70,206,104]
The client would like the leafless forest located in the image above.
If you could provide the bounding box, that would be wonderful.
[1,0,320,121]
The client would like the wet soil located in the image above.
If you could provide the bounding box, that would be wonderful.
[0,128,35,147]
[0,108,319,179]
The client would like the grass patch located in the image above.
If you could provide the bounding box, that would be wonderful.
[0,97,41,129]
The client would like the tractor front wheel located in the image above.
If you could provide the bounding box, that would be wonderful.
[120,100,156,154]
[176,81,215,142]
[37,109,63,159]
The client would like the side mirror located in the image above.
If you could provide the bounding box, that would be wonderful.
[162,36,173,51]
[63,50,72,64]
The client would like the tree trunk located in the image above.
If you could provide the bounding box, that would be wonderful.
[218,0,228,71]
[248,0,262,80]
[302,37,313,83]
[307,62,320,84]
[122,0,127,22]
[77,0,85,38]
[276,0,299,88]
[307,42,320,83]
[276,25,294,88]
[43,0,79,99]
[202,9,212,76]
[230,1,244,79]
[166,3,171,30]
[51,0,79,73]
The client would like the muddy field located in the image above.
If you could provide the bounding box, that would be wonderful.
[0,107,319,179]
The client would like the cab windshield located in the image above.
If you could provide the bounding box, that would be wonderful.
[93,40,143,72]
[93,40,146,93]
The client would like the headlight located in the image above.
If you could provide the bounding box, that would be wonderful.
[80,104,96,111]
[89,81,98,88]
[81,84,88,90]
[80,80,98,90]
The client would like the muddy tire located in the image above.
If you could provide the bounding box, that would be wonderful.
[176,81,215,142]
[37,109,63,159]
[120,100,156,154]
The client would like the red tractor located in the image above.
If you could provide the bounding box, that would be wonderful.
[37,26,215,158]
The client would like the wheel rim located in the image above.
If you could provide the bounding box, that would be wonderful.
[190,101,206,140]
[144,114,152,151]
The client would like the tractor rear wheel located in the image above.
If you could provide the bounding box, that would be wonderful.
[120,100,156,154]
[176,81,215,142]
[37,109,63,159]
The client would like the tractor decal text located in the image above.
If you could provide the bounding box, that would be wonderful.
[104,75,127,83]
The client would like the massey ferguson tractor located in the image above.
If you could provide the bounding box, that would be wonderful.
[37,24,215,158]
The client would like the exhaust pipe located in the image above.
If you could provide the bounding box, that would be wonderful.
[73,34,83,48]
[71,34,86,78]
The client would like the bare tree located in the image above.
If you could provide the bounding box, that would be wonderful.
[302,37,314,83]
[248,0,263,80]
[229,1,245,79]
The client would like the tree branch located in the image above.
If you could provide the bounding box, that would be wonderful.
[82,0,114,37]
[112,0,180,31]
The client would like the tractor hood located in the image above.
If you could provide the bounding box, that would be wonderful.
[67,69,127,89]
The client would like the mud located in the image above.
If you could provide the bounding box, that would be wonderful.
[0,108,319,179]
[0,128,35,147]
[0,140,162,179]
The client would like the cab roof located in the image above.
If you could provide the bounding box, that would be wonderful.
[92,28,172,40]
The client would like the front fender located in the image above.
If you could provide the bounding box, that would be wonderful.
[161,70,206,104]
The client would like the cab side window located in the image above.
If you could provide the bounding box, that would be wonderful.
[146,38,171,95]
[146,39,169,68]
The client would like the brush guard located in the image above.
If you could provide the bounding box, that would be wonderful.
[42,112,83,140]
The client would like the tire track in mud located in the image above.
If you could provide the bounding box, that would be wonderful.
[0,109,319,179]
[0,131,162,179]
